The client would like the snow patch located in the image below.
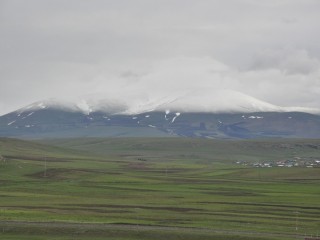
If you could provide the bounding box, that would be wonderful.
[20,112,34,119]
[248,116,264,119]
[171,112,181,123]
[148,125,156,128]
[76,100,92,115]
[145,115,150,118]
[164,110,171,120]
[8,120,16,126]
[171,117,177,123]
[132,117,138,119]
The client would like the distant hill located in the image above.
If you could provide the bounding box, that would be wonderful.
[0,137,86,159]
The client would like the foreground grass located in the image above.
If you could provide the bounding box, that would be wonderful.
[0,221,293,240]
[0,137,319,239]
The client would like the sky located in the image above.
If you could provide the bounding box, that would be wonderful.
[1,0,320,115]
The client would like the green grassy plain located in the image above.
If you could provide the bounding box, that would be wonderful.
[0,137,319,239]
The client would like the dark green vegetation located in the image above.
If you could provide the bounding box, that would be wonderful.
[0,137,320,239]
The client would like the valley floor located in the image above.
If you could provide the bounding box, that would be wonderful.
[0,137,319,239]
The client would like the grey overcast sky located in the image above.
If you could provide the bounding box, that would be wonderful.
[1,0,320,115]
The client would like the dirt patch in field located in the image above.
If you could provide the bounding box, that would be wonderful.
[64,203,203,213]
[27,168,86,180]
[126,162,149,170]
[2,205,132,214]
[197,201,320,211]
[202,190,260,197]
[4,155,71,162]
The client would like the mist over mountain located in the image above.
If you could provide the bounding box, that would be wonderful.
[1,54,320,116]
[1,1,320,120]
[12,88,320,116]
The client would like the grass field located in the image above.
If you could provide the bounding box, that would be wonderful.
[0,137,319,239]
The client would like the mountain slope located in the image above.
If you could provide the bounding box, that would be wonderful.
[1,90,320,139]
[1,105,320,139]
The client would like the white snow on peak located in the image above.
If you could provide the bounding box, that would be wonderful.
[8,88,320,117]
[37,102,46,109]
[145,115,150,118]
[27,112,34,117]
[148,124,156,128]
[156,90,280,113]
[121,93,187,115]
[18,99,80,114]
[156,90,320,115]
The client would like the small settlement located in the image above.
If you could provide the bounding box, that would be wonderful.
[236,157,320,168]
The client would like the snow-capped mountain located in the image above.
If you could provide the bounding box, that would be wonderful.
[1,90,320,139]
[14,89,320,116]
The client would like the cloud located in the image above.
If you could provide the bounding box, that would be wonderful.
[0,0,320,114]
[83,56,320,111]
[251,48,320,74]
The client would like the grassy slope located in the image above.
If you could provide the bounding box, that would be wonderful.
[0,138,319,239]
[45,137,320,163]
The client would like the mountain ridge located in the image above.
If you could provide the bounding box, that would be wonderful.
[1,107,320,139]
[1,91,320,139]
[10,89,320,117]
